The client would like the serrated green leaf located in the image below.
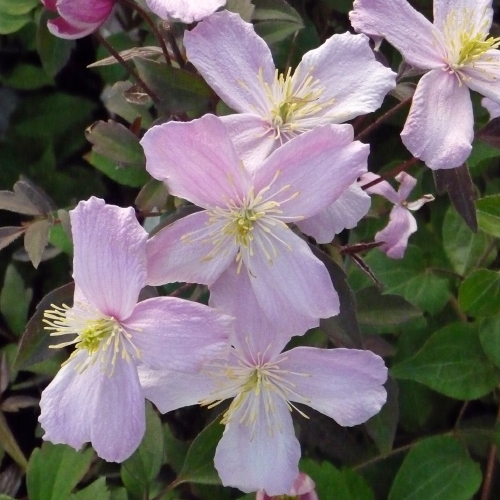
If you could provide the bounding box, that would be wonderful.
[0,227,25,251]
[388,436,481,500]
[459,269,500,317]
[476,195,500,238]
[391,323,500,399]
[70,478,110,500]
[24,218,52,269]
[27,443,94,500]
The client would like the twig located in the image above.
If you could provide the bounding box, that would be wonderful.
[360,157,419,191]
[161,22,185,68]
[480,396,500,500]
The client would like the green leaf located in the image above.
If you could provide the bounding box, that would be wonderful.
[253,0,304,44]
[0,12,31,34]
[388,436,482,500]
[479,315,500,369]
[24,218,52,269]
[1,64,53,90]
[459,269,500,317]
[476,195,500,238]
[391,323,500,399]
[0,0,38,15]
[70,478,110,500]
[178,417,224,485]
[0,264,32,336]
[0,411,28,470]
[27,443,94,500]
[121,403,164,497]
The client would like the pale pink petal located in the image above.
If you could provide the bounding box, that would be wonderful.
[220,114,276,172]
[141,115,252,208]
[461,50,500,103]
[482,97,500,119]
[255,125,369,219]
[433,0,493,35]
[401,69,474,169]
[70,197,147,319]
[350,0,445,69]
[145,0,226,23]
[279,347,387,426]
[294,32,396,122]
[375,205,417,259]
[138,366,217,414]
[395,171,417,201]
[291,473,318,497]
[360,172,400,204]
[296,183,371,243]
[47,17,100,39]
[123,297,231,372]
[57,0,113,26]
[184,10,274,115]
[89,357,145,462]
[245,225,339,333]
[146,211,238,286]
[214,394,301,495]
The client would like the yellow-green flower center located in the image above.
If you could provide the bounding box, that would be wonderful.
[457,31,500,66]
[78,318,114,355]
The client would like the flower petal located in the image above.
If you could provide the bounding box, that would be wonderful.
[350,0,445,69]
[145,0,226,23]
[461,50,500,103]
[375,205,417,259]
[360,172,400,204]
[295,32,396,122]
[214,394,301,495]
[401,69,474,169]
[123,297,231,372]
[57,0,113,26]
[141,114,252,208]
[146,211,238,286]
[279,347,387,426]
[433,0,493,35]
[71,197,147,319]
[138,366,216,414]
[41,0,57,11]
[482,96,500,120]
[395,171,417,201]
[47,16,101,39]
[296,183,371,243]
[184,10,274,115]
[255,125,369,219]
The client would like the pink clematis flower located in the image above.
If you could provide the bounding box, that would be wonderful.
[360,172,434,258]
[482,97,500,120]
[256,473,318,500]
[350,0,500,170]
[141,114,369,335]
[39,197,232,462]
[41,0,114,39]
[145,0,226,23]
[138,285,387,496]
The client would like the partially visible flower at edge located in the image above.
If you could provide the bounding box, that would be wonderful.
[41,0,115,39]
[256,473,318,500]
[39,197,232,462]
[482,97,500,120]
[350,0,500,170]
[360,172,434,258]
[145,0,226,23]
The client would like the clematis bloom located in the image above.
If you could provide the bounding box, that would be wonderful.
[139,286,387,496]
[361,172,434,258]
[41,0,114,39]
[39,197,232,462]
[350,0,500,170]
[145,0,226,23]
[142,114,369,335]
[256,473,318,500]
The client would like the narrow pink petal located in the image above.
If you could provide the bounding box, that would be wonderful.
[279,347,387,426]
[350,0,445,69]
[296,183,371,243]
[42,0,57,11]
[255,125,369,219]
[220,114,276,172]
[375,205,417,259]
[145,0,226,23]
[146,211,238,286]
[141,115,252,208]
[360,172,400,204]
[461,50,500,103]
[295,32,396,122]
[401,69,474,169]
[123,297,231,372]
[138,366,216,414]
[47,17,100,39]
[90,358,145,462]
[70,197,147,319]
[214,394,301,495]
[184,10,274,115]
[433,0,493,36]
[482,96,500,119]
[245,225,339,333]
[395,172,417,201]
[57,0,113,26]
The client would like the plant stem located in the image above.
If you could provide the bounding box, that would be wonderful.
[360,157,419,191]
[480,397,500,500]
[161,22,185,68]
[93,32,160,103]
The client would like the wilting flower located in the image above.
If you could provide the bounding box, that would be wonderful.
[142,114,369,335]
[482,97,500,119]
[256,473,318,500]
[41,0,114,39]
[361,172,434,258]
[139,287,387,496]
[39,197,232,462]
[350,0,500,170]
[145,0,226,23]
[184,10,395,169]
